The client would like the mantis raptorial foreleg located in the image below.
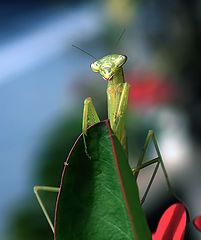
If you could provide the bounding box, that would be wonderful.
[112,82,129,150]
[132,130,174,204]
[82,97,100,158]
[82,97,100,136]
[34,186,59,233]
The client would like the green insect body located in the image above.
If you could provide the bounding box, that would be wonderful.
[34,53,173,240]
[83,54,129,151]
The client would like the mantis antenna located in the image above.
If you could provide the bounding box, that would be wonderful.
[113,28,126,49]
[72,44,97,60]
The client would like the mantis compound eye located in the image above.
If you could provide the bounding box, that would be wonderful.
[116,55,127,68]
[91,62,100,72]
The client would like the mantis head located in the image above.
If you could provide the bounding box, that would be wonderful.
[91,54,127,80]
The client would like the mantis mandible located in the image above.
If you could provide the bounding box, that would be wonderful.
[34,53,173,234]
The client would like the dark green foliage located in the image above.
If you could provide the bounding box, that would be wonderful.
[55,121,151,239]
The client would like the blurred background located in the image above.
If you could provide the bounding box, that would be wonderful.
[0,0,201,239]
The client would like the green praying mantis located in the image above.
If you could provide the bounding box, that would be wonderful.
[34,53,174,235]
[83,54,129,153]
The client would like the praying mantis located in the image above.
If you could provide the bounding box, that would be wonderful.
[34,53,173,238]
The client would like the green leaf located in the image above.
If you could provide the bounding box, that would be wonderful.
[54,120,151,240]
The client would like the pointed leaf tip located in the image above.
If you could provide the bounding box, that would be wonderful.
[193,216,201,232]
[54,121,151,239]
[152,203,187,240]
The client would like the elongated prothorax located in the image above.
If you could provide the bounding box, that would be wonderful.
[91,54,129,151]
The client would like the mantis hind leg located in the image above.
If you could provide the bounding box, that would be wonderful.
[34,186,59,233]
[132,130,174,204]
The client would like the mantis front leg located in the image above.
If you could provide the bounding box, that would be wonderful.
[82,97,100,135]
[113,82,130,150]
[82,97,100,157]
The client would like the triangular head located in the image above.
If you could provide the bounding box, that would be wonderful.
[91,54,127,81]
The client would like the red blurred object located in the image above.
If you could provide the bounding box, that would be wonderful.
[127,70,178,108]
[193,216,201,232]
[152,203,187,240]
